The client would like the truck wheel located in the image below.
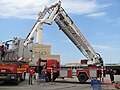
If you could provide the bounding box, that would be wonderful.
[15,78,20,85]
[78,73,88,83]
[15,75,20,85]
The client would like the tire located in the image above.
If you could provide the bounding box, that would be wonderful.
[15,74,20,85]
[15,78,20,85]
[78,73,88,83]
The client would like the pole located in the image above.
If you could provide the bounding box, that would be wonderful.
[101,66,104,83]
[51,67,53,82]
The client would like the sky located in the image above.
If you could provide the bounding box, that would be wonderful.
[0,0,120,65]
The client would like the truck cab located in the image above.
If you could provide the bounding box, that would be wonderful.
[37,58,60,81]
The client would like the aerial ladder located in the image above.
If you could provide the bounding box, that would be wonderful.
[24,1,103,66]
[24,1,104,83]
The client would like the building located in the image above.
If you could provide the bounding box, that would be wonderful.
[29,43,60,66]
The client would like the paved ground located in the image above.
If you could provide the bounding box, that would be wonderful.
[0,74,120,90]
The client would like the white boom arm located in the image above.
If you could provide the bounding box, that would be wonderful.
[24,1,103,65]
[24,20,41,46]
[24,1,61,46]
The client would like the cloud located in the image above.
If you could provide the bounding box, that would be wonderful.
[86,12,106,17]
[62,0,97,14]
[93,44,119,51]
[93,44,110,49]
[0,0,111,19]
[43,39,71,46]
[101,4,112,8]
[0,0,51,19]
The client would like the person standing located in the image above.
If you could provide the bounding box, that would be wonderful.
[28,67,35,85]
[41,65,47,76]
[23,70,27,80]
[0,45,5,60]
[109,69,115,83]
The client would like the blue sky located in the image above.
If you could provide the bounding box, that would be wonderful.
[0,0,120,65]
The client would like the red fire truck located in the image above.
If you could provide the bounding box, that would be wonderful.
[0,1,105,84]
[0,39,30,84]
[37,58,105,83]
[25,1,104,83]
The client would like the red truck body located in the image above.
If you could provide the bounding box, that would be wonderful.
[0,62,29,84]
[38,59,104,83]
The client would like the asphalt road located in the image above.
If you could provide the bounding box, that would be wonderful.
[0,75,119,90]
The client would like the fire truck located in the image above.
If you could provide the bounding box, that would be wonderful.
[23,1,104,83]
[0,38,31,84]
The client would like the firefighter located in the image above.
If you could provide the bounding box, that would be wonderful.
[23,70,27,80]
[28,66,35,85]
[0,45,5,60]
[41,65,47,76]
[109,69,115,83]
[40,65,48,81]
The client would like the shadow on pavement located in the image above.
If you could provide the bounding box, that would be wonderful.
[0,81,20,86]
[54,80,91,84]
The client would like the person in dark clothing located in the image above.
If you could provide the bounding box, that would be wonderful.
[0,45,5,60]
[23,71,27,80]
[109,69,115,83]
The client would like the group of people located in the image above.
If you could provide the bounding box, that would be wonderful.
[27,65,47,85]
[91,69,115,90]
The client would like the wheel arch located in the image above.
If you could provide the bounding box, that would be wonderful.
[77,72,89,83]
[77,71,89,78]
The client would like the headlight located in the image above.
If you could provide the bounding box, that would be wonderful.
[1,70,6,72]
[11,76,15,79]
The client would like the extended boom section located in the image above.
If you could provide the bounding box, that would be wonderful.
[54,7,100,65]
